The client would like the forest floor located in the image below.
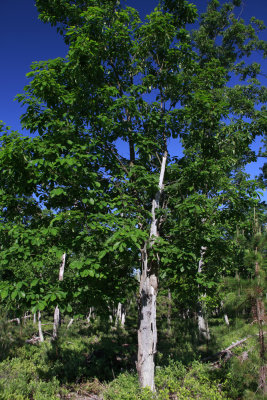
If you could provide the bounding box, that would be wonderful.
[0,311,266,400]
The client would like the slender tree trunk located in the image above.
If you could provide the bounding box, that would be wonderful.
[197,246,210,341]
[116,302,122,326]
[221,302,230,326]
[53,306,61,337]
[67,318,74,329]
[224,313,230,326]
[53,253,66,340]
[86,306,95,323]
[38,311,44,342]
[137,151,167,391]
[121,304,126,327]
[115,302,126,327]
[33,313,36,324]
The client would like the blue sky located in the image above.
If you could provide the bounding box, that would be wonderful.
[0,0,266,200]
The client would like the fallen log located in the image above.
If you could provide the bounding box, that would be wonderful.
[203,337,251,364]
[8,315,32,324]
[203,333,266,367]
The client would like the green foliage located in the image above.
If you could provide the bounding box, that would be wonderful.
[0,300,266,399]
[104,373,154,400]
[104,361,228,400]
[0,357,60,400]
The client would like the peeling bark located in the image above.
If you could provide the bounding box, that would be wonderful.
[53,253,66,340]
[197,246,210,341]
[38,311,44,342]
[137,151,167,391]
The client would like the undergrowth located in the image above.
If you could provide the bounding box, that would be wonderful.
[0,309,265,400]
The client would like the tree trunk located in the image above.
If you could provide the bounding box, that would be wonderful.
[87,306,95,323]
[38,311,44,342]
[121,304,126,327]
[224,313,230,326]
[115,302,126,327]
[137,151,167,391]
[53,253,66,340]
[53,305,61,338]
[67,318,74,329]
[116,302,122,326]
[197,246,210,341]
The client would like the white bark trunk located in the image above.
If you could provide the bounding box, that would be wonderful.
[220,301,229,326]
[197,246,210,341]
[121,305,126,327]
[33,313,36,324]
[59,253,66,281]
[137,151,167,391]
[53,253,66,340]
[38,311,44,342]
[53,305,61,338]
[224,314,230,326]
[8,318,20,324]
[86,306,95,323]
[115,302,126,327]
[67,318,74,329]
[116,302,121,325]
[8,314,31,324]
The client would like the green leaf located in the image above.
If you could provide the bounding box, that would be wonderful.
[38,302,46,311]
[67,304,72,312]
[50,188,65,198]
[1,290,9,300]
[31,279,39,287]
[11,290,18,300]
[50,293,57,302]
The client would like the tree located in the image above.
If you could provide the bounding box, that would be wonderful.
[0,0,266,391]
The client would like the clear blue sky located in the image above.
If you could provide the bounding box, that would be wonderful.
[0,0,266,200]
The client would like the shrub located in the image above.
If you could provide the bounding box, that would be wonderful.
[104,360,229,400]
[104,372,154,400]
[0,357,60,400]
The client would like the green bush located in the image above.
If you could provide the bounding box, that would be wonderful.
[104,360,228,400]
[156,361,228,400]
[104,373,154,400]
[0,357,60,400]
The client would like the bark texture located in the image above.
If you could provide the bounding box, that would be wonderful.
[116,302,126,327]
[53,253,66,339]
[137,151,167,391]
[197,246,210,341]
[38,311,44,342]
